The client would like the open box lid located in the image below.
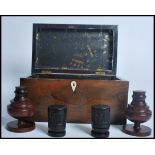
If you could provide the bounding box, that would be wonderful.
[32,24,118,76]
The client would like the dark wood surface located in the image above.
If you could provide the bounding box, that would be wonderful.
[123,124,151,137]
[32,24,118,76]
[91,105,110,138]
[20,77,129,124]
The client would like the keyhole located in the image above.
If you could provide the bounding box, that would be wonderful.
[71,81,77,92]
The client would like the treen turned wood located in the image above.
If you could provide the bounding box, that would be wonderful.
[7,86,35,132]
[91,105,110,138]
[122,90,152,137]
[48,105,67,137]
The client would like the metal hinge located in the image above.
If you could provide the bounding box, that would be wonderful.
[95,71,105,75]
[41,70,52,74]
[61,67,68,70]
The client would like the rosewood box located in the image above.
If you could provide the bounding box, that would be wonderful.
[20,24,129,124]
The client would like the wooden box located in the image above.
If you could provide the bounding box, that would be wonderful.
[20,24,129,124]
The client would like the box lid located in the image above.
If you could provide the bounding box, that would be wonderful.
[32,24,118,76]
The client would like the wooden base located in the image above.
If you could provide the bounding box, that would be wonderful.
[122,124,151,137]
[91,130,109,138]
[7,120,35,133]
[48,131,66,137]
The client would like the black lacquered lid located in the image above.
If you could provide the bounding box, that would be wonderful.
[32,24,118,76]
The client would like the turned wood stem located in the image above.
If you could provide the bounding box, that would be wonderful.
[18,120,26,127]
[133,122,140,131]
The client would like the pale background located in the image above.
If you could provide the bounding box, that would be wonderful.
[1,16,154,138]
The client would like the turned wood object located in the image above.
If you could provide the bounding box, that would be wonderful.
[91,105,110,138]
[7,86,35,132]
[122,90,152,136]
[48,105,67,137]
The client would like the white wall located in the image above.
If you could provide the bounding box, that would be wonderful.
[2,16,153,130]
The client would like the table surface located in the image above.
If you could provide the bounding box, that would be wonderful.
[2,116,154,138]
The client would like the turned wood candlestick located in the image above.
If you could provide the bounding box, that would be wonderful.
[7,86,35,132]
[122,90,152,136]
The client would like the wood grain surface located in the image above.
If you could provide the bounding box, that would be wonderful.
[20,77,129,124]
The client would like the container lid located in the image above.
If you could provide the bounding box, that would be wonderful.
[92,105,110,110]
[32,24,118,76]
[48,105,66,111]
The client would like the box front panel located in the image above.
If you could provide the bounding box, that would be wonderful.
[21,78,128,124]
